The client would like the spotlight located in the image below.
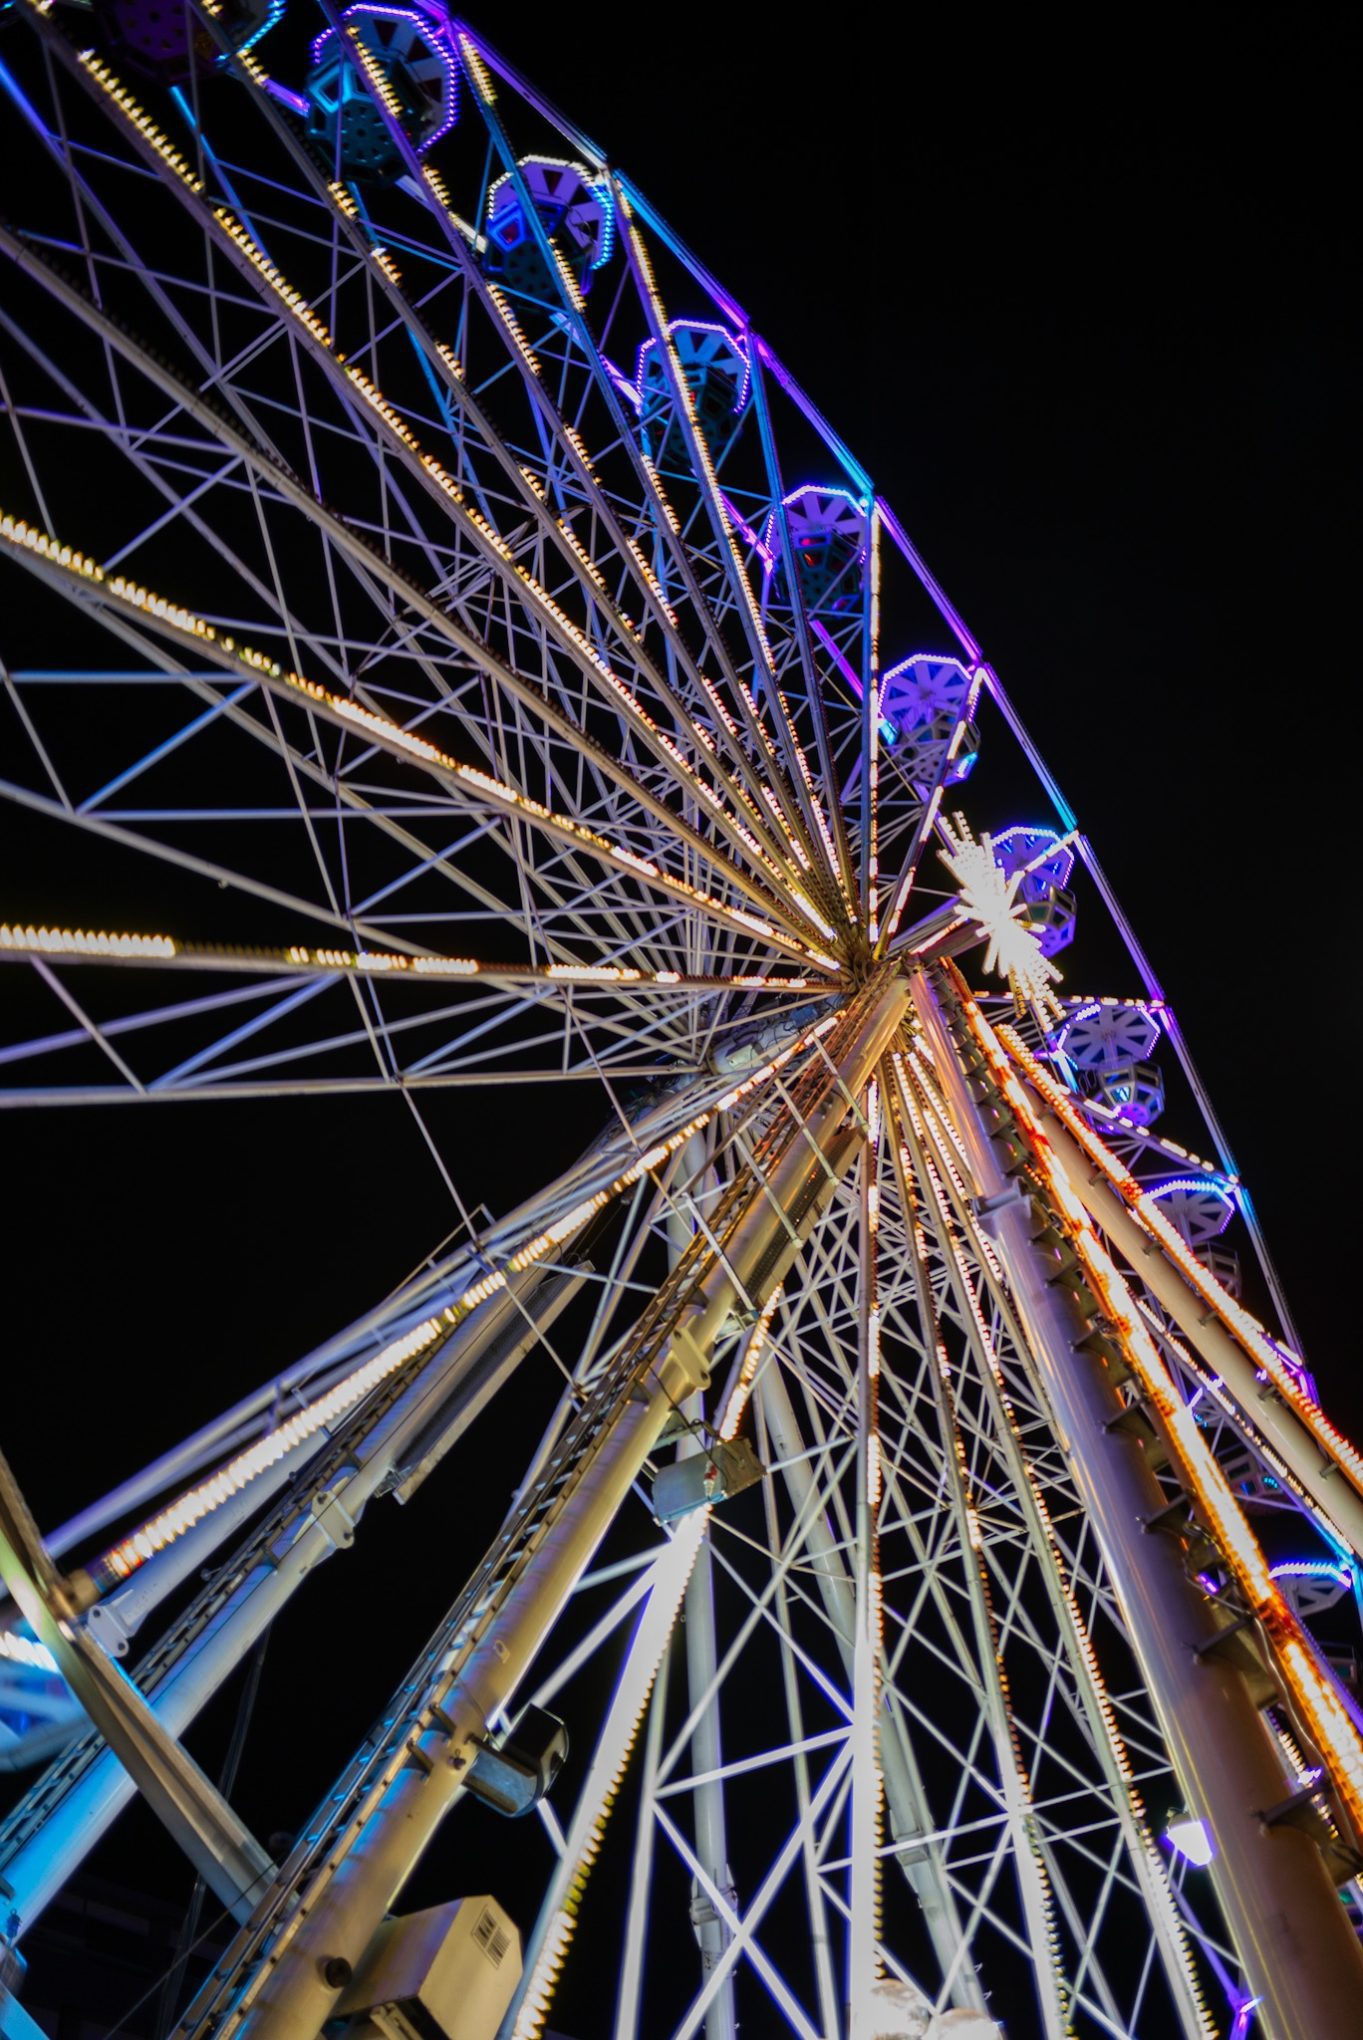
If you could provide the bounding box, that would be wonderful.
[1165,1812,1216,1866]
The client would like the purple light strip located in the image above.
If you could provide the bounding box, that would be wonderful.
[310,5,460,150]
[616,176,747,330]
[264,79,310,118]
[874,495,981,662]
[751,336,870,498]
[809,620,897,743]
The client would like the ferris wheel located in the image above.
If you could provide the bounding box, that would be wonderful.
[0,7,1361,2039]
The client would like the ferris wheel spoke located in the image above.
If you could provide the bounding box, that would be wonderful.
[208,14,833,886]
[212,105,808,875]
[0,517,839,979]
[431,55,835,890]
[0,929,819,998]
[880,1093,1209,2029]
[0,967,713,1102]
[697,1215,995,2015]
[889,1052,1216,2023]
[745,345,863,905]
[0,771,425,952]
[2,13,1360,2038]
[2,648,573,965]
[609,185,853,910]
[430,113,734,644]
[753,1356,984,2006]
[0,241,821,944]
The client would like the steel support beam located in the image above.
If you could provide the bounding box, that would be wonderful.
[210,979,906,2040]
[913,969,1363,2040]
[1,1272,580,1932]
[891,1063,1212,2037]
[0,1451,273,1925]
[1027,1096,1363,1564]
[756,1336,984,2014]
[667,1128,740,2040]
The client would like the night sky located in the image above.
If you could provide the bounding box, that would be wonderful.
[2,4,1359,2033]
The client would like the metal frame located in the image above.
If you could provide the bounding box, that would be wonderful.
[1,9,1361,2039]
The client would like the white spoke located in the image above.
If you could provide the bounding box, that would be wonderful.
[0,13,1356,2040]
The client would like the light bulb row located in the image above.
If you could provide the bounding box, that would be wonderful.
[75,48,203,193]
[0,923,174,961]
[615,196,837,894]
[964,1000,1363,1834]
[70,20,840,940]
[895,1058,1214,2029]
[0,508,838,971]
[342,83,830,906]
[0,924,816,997]
[1004,1031,1356,1486]
[0,1630,58,1675]
[718,1284,783,1442]
[187,106,814,910]
[211,199,819,917]
[510,1509,710,2039]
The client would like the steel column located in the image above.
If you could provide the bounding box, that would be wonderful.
[1026,1095,1363,1564]
[892,1061,1213,2037]
[913,969,1363,2040]
[216,981,907,2040]
[1,1273,579,1931]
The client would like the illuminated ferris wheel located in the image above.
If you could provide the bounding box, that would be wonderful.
[1,7,1361,2039]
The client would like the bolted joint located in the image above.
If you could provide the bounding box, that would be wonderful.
[971,1179,1031,1231]
[310,1488,356,1551]
[689,1867,737,1945]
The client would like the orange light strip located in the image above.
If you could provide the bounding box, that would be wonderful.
[999,1026,1363,1505]
[958,995,1363,1836]
[890,1053,1226,2033]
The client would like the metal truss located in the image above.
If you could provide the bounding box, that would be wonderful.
[1,9,1362,2040]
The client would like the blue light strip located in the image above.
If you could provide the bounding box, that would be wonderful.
[170,86,275,265]
[237,0,287,58]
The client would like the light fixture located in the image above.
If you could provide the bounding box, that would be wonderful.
[1165,1812,1216,1867]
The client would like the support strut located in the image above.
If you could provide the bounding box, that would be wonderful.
[913,969,1363,2040]
[176,978,908,2040]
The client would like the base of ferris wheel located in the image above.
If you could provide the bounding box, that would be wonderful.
[1,965,1362,2040]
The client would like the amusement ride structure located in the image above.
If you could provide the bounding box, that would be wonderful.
[0,7,1360,2037]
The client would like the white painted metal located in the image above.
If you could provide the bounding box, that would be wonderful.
[0,12,1359,2040]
